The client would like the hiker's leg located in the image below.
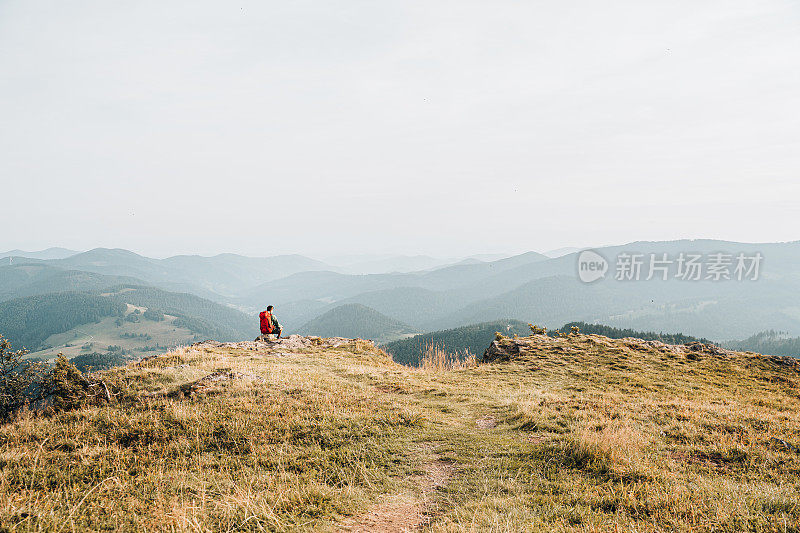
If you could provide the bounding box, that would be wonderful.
[275,327,282,339]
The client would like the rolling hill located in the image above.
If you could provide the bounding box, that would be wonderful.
[297,303,418,343]
[266,286,475,332]
[3,331,800,530]
[0,263,145,302]
[99,285,254,341]
[239,250,551,309]
[0,283,254,361]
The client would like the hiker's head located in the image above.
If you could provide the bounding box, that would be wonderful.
[267,305,273,312]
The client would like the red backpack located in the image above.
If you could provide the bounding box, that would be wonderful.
[259,311,273,334]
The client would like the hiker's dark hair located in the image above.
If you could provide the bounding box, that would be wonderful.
[267,305,273,311]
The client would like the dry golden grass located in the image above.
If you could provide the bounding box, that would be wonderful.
[0,341,425,531]
[423,334,800,532]
[418,343,477,372]
[1,333,799,531]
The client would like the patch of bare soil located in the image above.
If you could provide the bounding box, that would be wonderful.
[338,446,452,533]
[476,415,497,429]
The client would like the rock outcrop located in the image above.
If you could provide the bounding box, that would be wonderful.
[481,332,792,366]
[193,335,375,352]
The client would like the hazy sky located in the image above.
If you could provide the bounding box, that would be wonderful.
[2,0,799,258]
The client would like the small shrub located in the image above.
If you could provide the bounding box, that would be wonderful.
[0,335,53,421]
[142,308,165,322]
[0,335,117,422]
[49,355,91,412]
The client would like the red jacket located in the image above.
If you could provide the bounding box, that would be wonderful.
[259,311,273,334]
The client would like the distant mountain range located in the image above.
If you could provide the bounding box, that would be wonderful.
[45,249,332,297]
[0,247,78,260]
[2,240,800,352]
[327,255,458,274]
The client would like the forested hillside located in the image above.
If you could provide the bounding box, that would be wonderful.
[297,303,418,343]
[100,286,252,340]
[0,292,126,350]
[725,330,800,357]
[0,282,253,361]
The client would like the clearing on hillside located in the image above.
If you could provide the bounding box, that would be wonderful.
[27,309,199,361]
[1,332,799,531]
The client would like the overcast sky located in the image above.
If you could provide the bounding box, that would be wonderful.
[1,0,799,258]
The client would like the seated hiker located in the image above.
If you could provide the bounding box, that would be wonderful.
[258,305,282,340]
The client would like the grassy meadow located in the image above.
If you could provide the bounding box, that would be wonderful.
[1,332,799,531]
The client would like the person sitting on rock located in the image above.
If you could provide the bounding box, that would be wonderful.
[258,305,282,340]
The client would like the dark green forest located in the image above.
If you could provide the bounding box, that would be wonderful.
[69,351,133,373]
[557,322,712,345]
[725,330,800,357]
[0,293,125,350]
[384,319,531,365]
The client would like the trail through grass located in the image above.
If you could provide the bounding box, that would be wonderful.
[1,334,799,531]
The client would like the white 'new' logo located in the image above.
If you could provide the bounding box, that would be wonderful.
[577,250,608,283]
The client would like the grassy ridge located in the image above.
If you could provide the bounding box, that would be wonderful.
[1,333,799,531]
